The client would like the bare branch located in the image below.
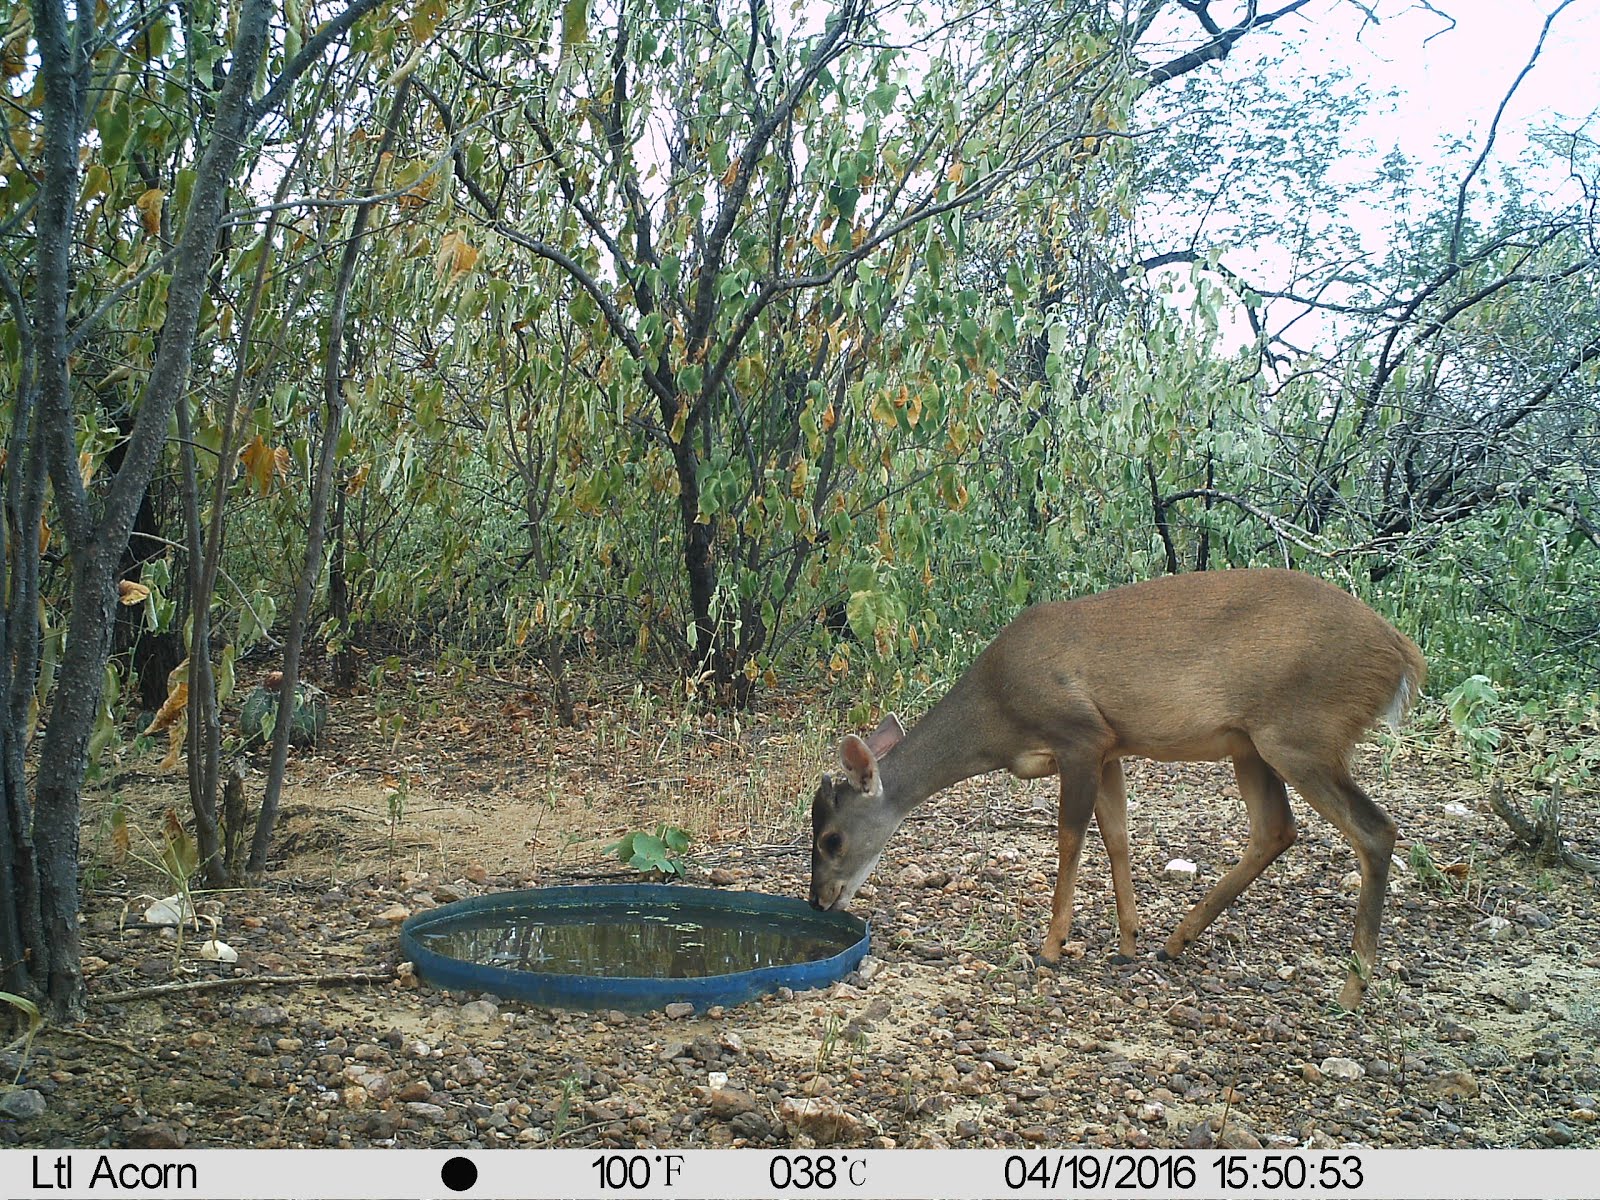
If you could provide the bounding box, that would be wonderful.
[1143,0,1315,87]
[1449,0,1579,262]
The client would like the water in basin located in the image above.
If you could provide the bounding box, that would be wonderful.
[412,899,856,979]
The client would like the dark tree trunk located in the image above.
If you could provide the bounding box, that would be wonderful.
[329,484,356,692]
[17,0,284,1019]
[32,546,119,1016]
[117,486,185,713]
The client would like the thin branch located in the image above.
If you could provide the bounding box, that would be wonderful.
[250,0,391,122]
[1160,486,1330,564]
[1448,0,1579,263]
[93,969,396,1004]
[1143,0,1314,87]
[63,245,184,353]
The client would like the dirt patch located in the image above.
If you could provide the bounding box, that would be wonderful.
[7,673,1599,1150]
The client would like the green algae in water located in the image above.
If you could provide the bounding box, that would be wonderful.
[413,901,855,979]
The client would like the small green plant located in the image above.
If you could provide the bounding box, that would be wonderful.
[604,824,691,878]
[116,808,203,966]
[384,776,411,867]
[849,1030,871,1071]
[551,1072,582,1142]
[814,1014,843,1075]
[1407,840,1449,891]
[1444,674,1502,775]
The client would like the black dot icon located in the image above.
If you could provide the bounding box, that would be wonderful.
[442,1156,478,1193]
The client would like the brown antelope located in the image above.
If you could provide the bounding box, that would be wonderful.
[808,568,1425,1009]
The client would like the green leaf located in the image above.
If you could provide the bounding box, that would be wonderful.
[560,0,589,47]
[660,824,690,854]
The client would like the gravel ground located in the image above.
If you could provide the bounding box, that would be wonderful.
[6,716,1598,1153]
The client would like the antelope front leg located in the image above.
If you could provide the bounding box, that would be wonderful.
[1039,761,1099,964]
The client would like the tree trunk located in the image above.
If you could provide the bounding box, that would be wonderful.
[329,484,356,692]
[19,0,279,1019]
[176,396,226,887]
[674,440,721,676]
[250,80,412,872]
[32,545,119,1017]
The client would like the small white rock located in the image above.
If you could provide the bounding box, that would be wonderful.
[143,894,194,926]
[1163,858,1198,879]
[199,939,238,963]
[1319,1056,1365,1082]
[1340,870,1363,892]
[1276,964,1296,982]
[1443,802,1473,819]
[707,1071,729,1090]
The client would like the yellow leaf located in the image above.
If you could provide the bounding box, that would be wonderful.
[435,230,479,285]
[720,157,740,189]
[158,722,184,771]
[117,581,151,605]
[239,435,285,494]
[144,680,189,735]
[945,160,965,183]
[345,462,371,494]
[78,450,96,486]
[135,187,164,236]
[398,171,437,210]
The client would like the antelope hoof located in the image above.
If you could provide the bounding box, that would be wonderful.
[1109,952,1135,965]
[1032,952,1064,972]
[1155,948,1173,962]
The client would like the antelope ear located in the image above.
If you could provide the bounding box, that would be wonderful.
[838,734,882,797]
[865,713,906,758]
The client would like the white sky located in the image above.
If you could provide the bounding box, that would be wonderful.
[1323,0,1597,174]
[1146,0,1597,353]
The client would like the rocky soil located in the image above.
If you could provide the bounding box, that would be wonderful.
[5,678,1598,1151]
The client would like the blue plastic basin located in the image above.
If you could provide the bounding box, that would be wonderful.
[400,884,869,1012]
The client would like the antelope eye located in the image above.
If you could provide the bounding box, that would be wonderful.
[820,832,844,857]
